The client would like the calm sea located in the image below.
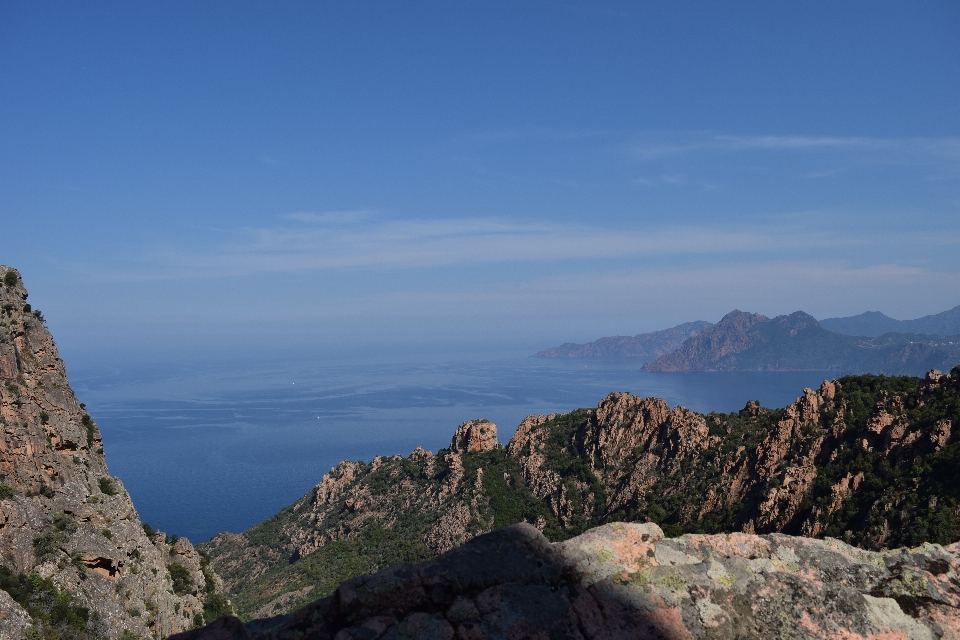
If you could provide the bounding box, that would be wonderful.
[68,353,836,543]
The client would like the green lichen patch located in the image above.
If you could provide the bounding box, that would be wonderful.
[654,573,686,591]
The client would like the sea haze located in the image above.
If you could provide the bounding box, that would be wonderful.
[68,353,837,542]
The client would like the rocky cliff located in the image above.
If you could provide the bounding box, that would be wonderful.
[204,364,960,623]
[644,309,960,374]
[533,321,713,359]
[0,266,228,639]
[178,521,960,639]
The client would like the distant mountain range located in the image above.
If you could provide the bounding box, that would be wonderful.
[534,305,960,375]
[643,310,960,374]
[821,305,960,337]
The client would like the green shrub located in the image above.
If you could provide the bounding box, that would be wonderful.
[168,562,193,595]
[33,512,78,560]
[98,477,118,496]
[202,567,216,593]
[22,303,31,313]
[141,522,156,539]
[203,593,232,621]
[0,484,16,499]
[39,411,49,424]
[69,552,86,573]
[3,271,17,287]
[81,414,95,447]
[0,566,91,638]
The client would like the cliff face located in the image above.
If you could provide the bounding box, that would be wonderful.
[644,309,960,373]
[205,365,960,621]
[0,266,226,639]
[533,321,713,359]
[179,521,960,640]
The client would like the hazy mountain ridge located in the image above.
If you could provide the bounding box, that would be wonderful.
[203,365,960,623]
[0,266,229,639]
[533,321,713,359]
[643,309,960,374]
[822,305,960,338]
[534,305,960,371]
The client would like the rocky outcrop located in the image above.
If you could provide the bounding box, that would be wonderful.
[449,420,497,454]
[0,266,227,638]
[533,321,713,359]
[175,521,960,639]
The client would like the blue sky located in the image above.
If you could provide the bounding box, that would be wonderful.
[1,1,958,359]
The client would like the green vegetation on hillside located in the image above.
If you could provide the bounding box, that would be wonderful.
[206,367,960,621]
[0,565,101,639]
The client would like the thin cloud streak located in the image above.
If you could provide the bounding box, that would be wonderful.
[108,216,859,281]
[280,209,379,224]
[631,134,960,161]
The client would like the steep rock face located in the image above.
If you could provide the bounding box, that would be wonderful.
[0,266,225,639]
[205,366,960,622]
[177,521,960,640]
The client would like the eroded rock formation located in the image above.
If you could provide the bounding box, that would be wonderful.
[449,420,497,455]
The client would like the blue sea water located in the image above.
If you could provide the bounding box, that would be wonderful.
[67,353,837,543]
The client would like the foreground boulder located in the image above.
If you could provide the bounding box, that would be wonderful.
[175,521,960,639]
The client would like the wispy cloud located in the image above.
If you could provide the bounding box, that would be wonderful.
[635,174,686,186]
[631,133,960,162]
[280,209,378,224]
[115,214,859,281]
